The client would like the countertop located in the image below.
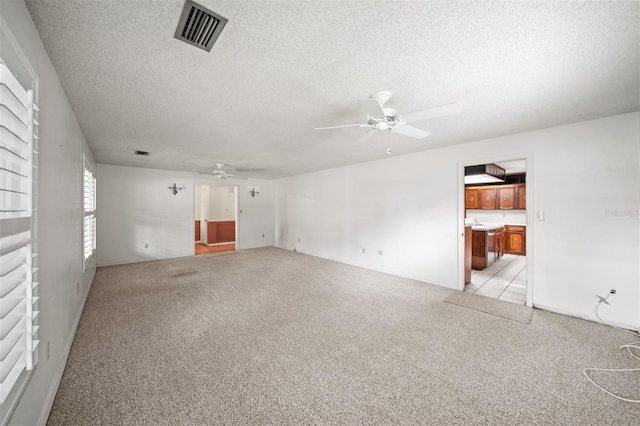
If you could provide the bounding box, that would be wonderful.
[471,225,503,231]
[467,222,526,231]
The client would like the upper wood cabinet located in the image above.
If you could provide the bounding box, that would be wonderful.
[465,183,526,210]
[479,188,497,209]
[516,184,526,209]
[497,186,515,210]
[465,188,479,209]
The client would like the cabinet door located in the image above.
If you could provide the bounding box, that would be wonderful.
[496,232,505,258]
[516,184,526,210]
[497,186,515,210]
[465,188,479,209]
[479,188,496,209]
[507,232,525,255]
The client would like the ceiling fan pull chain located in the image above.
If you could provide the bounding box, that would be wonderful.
[386,130,392,155]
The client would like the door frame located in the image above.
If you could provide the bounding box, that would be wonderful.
[193,182,239,252]
[457,153,534,307]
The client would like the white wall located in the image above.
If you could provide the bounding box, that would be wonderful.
[97,165,274,266]
[275,113,640,330]
[466,209,526,225]
[208,185,236,221]
[0,2,97,425]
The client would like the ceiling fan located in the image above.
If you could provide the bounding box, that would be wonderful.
[197,163,247,180]
[315,91,461,151]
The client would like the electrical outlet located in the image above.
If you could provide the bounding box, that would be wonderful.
[76,282,79,293]
[45,341,50,360]
[378,250,383,255]
[362,248,366,254]
[145,243,149,248]
[262,234,265,238]
[298,237,301,242]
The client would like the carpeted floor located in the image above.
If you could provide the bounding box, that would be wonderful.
[48,247,640,425]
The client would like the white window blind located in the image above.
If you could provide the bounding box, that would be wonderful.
[0,60,39,404]
[83,156,96,271]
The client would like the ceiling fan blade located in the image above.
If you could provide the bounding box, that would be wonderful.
[314,124,367,130]
[354,129,377,145]
[391,125,431,139]
[398,102,462,124]
[226,175,248,180]
[358,97,386,118]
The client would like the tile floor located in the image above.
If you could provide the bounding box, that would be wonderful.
[465,254,527,305]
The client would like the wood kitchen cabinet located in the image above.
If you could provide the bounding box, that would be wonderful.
[495,227,505,259]
[516,184,526,209]
[479,188,497,209]
[465,225,472,284]
[465,183,526,210]
[505,225,525,255]
[465,188,479,210]
[497,186,515,210]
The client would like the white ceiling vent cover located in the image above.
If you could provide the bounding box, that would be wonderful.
[174,0,228,52]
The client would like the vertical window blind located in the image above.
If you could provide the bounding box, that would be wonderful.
[83,156,96,271]
[0,60,39,404]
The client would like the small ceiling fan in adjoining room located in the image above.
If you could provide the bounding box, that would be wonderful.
[196,163,247,180]
[315,91,461,154]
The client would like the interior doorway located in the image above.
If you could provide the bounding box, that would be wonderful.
[459,157,532,306]
[194,184,237,255]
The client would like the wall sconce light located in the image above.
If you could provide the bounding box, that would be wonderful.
[249,187,260,198]
[168,183,184,195]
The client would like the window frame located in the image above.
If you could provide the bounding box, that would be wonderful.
[82,155,96,271]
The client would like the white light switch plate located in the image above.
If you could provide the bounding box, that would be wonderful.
[536,211,545,221]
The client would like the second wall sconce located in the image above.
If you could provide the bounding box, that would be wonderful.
[169,183,184,195]
[249,187,260,198]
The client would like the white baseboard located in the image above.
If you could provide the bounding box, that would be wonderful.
[534,302,638,332]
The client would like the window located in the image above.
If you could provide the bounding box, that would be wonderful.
[0,59,39,404]
[83,156,96,271]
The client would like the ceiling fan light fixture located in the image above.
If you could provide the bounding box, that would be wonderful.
[375,121,389,131]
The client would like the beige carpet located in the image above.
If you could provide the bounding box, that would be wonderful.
[443,290,534,324]
[47,247,640,425]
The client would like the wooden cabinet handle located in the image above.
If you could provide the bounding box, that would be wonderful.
[504,195,509,200]
[486,196,491,201]
[469,196,474,201]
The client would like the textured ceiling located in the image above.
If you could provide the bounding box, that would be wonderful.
[25,0,639,179]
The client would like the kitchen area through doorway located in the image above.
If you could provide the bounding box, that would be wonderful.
[463,160,527,304]
[194,184,237,255]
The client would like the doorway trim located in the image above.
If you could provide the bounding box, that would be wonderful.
[193,182,239,254]
[457,153,534,307]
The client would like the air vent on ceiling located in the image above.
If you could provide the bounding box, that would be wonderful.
[135,150,150,156]
[174,0,228,52]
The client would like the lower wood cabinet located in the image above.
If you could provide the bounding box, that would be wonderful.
[495,228,505,259]
[465,225,472,284]
[505,225,525,255]
[206,220,236,244]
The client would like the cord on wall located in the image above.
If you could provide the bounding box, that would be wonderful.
[582,291,640,403]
